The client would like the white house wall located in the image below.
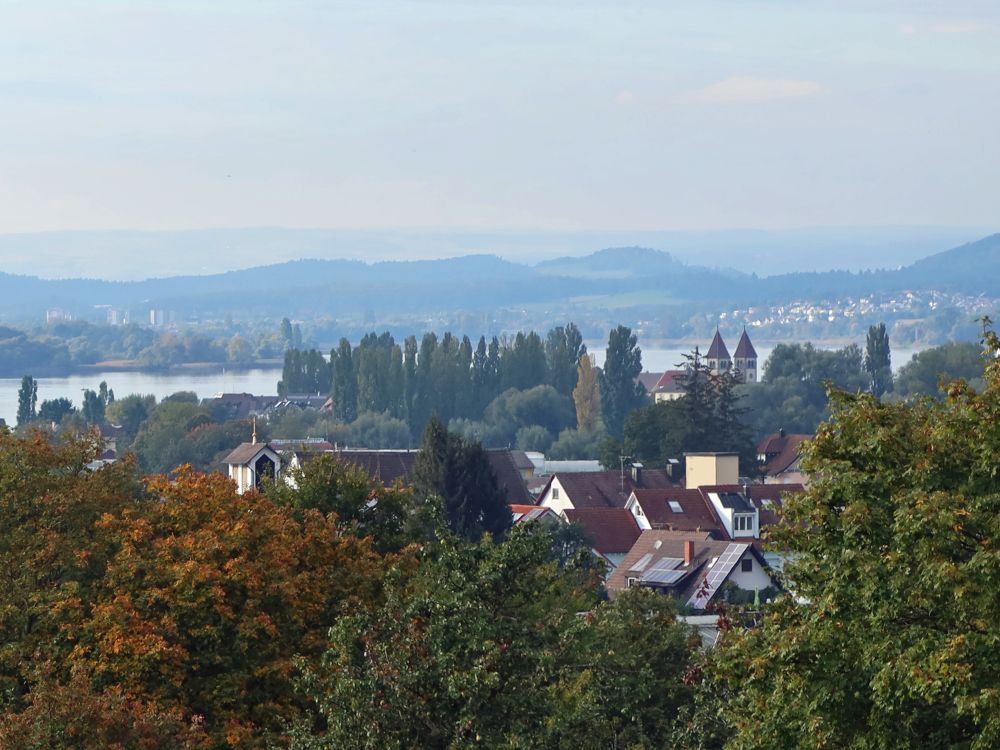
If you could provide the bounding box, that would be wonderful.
[726,551,774,592]
[539,477,574,514]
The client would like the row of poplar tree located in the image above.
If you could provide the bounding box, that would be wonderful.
[278,323,647,439]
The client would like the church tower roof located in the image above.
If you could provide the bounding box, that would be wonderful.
[734,327,758,359]
[706,329,730,360]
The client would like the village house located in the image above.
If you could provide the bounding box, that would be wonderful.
[757,429,811,485]
[624,452,803,543]
[223,440,534,506]
[537,464,676,515]
[606,530,776,612]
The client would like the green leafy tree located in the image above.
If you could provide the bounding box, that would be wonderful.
[702,329,1000,748]
[293,524,696,749]
[81,388,106,425]
[864,322,892,396]
[599,325,647,438]
[16,374,37,426]
[893,340,985,397]
[105,394,156,434]
[412,416,511,540]
[38,397,75,424]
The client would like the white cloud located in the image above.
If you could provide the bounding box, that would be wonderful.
[693,76,822,104]
[614,89,636,106]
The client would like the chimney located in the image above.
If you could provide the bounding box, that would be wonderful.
[631,462,643,485]
[684,540,695,565]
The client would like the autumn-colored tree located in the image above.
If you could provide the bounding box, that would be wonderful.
[0,667,207,750]
[701,329,1000,748]
[70,468,392,748]
[572,353,602,433]
[0,431,142,711]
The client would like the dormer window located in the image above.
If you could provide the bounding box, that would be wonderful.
[734,514,755,532]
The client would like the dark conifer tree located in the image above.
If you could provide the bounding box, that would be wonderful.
[412,416,511,540]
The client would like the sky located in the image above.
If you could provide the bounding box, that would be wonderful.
[0,0,998,234]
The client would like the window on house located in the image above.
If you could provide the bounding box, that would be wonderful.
[552,487,560,500]
[734,514,754,532]
[626,577,637,588]
[668,500,683,513]
[741,558,753,573]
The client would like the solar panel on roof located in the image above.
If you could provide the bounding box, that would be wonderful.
[686,543,749,609]
[641,568,686,585]
[629,552,654,572]
[646,557,684,573]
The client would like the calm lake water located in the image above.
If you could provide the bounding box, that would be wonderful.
[0,346,922,426]
[0,368,283,426]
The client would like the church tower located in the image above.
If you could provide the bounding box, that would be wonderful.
[706,328,732,375]
[733,327,758,384]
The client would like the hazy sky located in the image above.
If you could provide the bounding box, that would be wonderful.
[1,0,998,233]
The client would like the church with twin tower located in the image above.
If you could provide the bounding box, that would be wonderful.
[705,327,758,384]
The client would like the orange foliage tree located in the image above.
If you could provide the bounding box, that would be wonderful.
[71,467,391,746]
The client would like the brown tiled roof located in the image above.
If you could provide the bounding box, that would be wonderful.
[757,433,811,476]
[733,328,757,359]
[636,372,664,393]
[223,442,272,465]
[706,329,730,360]
[629,488,725,536]
[652,370,686,394]
[552,469,676,510]
[747,483,804,526]
[564,508,642,555]
[608,530,771,608]
[606,530,722,601]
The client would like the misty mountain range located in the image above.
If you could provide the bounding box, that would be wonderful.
[0,225,992,281]
[0,232,997,327]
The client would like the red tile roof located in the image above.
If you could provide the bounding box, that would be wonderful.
[757,433,811,476]
[629,488,724,536]
[653,370,686,394]
[636,372,664,393]
[564,508,642,554]
[549,469,676,509]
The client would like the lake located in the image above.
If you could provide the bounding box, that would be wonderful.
[0,345,924,426]
[0,368,283,426]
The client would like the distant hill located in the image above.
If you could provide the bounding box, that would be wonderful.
[895,233,1000,290]
[1,233,998,324]
[0,225,992,280]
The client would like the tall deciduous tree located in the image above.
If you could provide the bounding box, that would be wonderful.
[599,325,647,438]
[572,353,602,433]
[864,322,892,396]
